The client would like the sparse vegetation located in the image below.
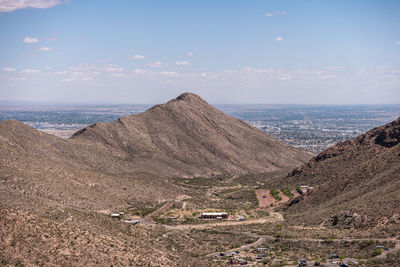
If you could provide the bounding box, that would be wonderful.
[270,189,282,201]
[372,248,383,257]
[281,188,293,198]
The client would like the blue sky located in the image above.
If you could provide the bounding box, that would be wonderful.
[0,0,399,104]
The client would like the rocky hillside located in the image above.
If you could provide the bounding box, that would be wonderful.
[0,93,311,215]
[70,93,312,177]
[284,118,400,228]
[0,93,314,266]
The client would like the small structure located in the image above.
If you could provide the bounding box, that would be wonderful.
[299,185,314,193]
[111,213,121,219]
[200,212,228,219]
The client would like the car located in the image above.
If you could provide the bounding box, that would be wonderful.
[384,247,390,251]
[329,254,339,259]
[298,259,308,266]
[219,253,225,256]
[339,263,349,267]
[263,195,267,198]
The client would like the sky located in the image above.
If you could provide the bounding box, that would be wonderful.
[0,0,399,104]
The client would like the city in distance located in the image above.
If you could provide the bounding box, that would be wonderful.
[1,103,399,154]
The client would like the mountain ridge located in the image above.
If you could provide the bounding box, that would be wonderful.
[0,92,312,216]
[69,92,313,177]
[283,117,400,228]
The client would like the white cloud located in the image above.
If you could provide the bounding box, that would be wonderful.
[134,69,147,75]
[108,73,125,78]
[273,36,283,42]
[396,41,400,45]
[23,36,39,43]
[102,64,124,72]
[187,51,194,57]
[60,77,76,82]
[0,0,63,12]
[175,61,190,66]
[54,70,68,75]
[39,46,51,51]
[129,54,145,60]
[160,71,180,77]
[21,69,40,74]
[146,61,163,68]
[60,72,92,82]
[2,67,16,71]
[265,11,287,17]
[10,77,27,81]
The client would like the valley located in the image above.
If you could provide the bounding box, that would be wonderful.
[1,93,399,266]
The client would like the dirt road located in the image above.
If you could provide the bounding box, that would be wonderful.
[144,202,174,223]
[206,232,267,257]
[174,213,284,230]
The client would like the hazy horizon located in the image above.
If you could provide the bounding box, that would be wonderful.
[1,97,400,106]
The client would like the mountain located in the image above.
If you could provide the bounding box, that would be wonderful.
[283,118,400,228]
[0,93,312,215]
[70,92,312,177]
[0,93,313,266]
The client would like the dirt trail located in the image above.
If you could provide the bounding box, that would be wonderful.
[224,174,238,184]
[206,232,267,257]
[377,239,400,259]
[256,189,292,208]
[174,214,284,230]
[144,202,174,223]
[137,203,400,264]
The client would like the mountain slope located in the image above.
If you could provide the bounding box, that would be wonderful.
[0,119,182,217]
[284,117,400,228]
[0,93,312,216]
[70,92,312,177]
[0,93,313,265]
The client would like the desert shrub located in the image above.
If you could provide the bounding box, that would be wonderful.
[322,238,334,244]
[281,188,293,198]
[372,248,383,257]
[270,189,279,196]
[270,189,282,201]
